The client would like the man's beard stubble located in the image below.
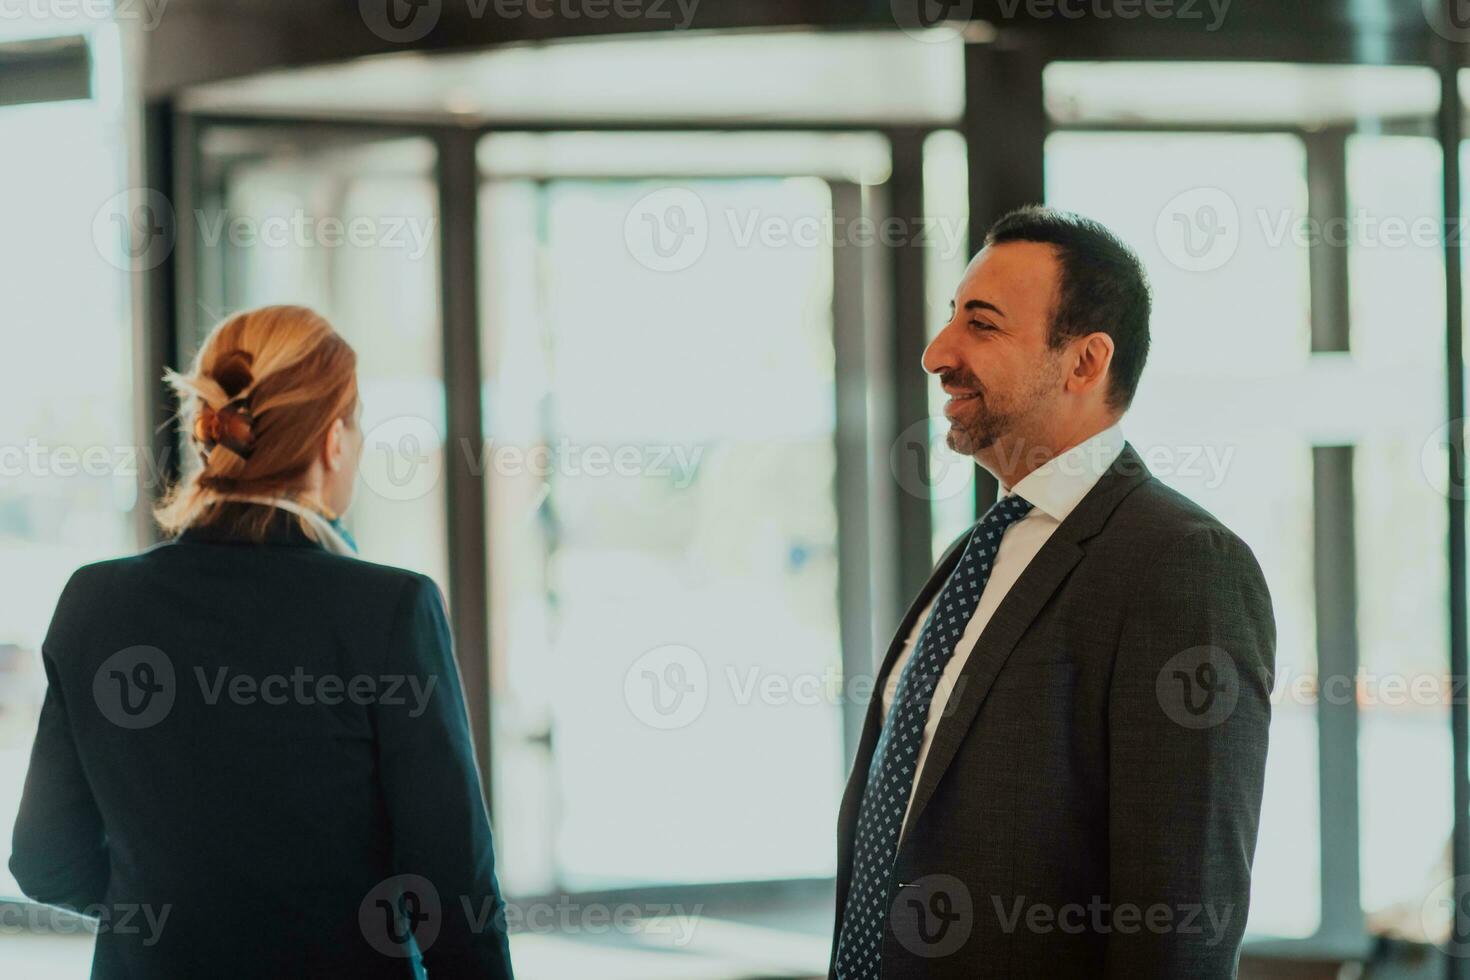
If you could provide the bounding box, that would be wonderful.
[939,360,1058,460]
[939,366,1007,457]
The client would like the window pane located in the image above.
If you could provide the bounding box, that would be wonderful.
[482,174,846,889]
[1349,134,1450,933]
[921,129,976,559]
[0,99,134,895]
[194,133,448,594]
[1047,130,1320,938]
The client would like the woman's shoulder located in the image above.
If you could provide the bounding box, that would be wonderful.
[62,538,436,609]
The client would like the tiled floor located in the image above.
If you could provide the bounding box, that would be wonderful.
[0,931,95,976]
[0,919,828,979]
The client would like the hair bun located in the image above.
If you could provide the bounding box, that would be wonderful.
[212,350,255,398]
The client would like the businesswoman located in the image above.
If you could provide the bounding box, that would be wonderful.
[10,306,514,978]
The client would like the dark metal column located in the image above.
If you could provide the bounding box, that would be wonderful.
[887,130,936,605]
[140,100,180,542]
[436,127,495,810]
[1305,128,1351,354]
[962,38,1047,509]
[1311,445,1362,943]
[1303,122,1363,946]
[832,179,878,767]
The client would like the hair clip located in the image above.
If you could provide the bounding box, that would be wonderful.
[195,397,257,462]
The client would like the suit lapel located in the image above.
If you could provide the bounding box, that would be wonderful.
[900,443,1154,835]
[840,531,964,834]
[835,530,969,885]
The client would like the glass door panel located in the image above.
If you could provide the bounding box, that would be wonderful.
[192,130,448,593]
[0,95,133,899]
[482,169,850,890]
[1047,130,1321,939]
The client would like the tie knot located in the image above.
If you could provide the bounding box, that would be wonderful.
[983,493,1034,528]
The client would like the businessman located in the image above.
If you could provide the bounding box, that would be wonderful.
[831,207,1274,979]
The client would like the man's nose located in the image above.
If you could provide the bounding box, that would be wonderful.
[922,320,958,376]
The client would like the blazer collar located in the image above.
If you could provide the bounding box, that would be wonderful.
[901,441,1154,831]
[176,503,324,549]
[837,442,1156,861]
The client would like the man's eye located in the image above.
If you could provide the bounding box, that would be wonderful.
[969,320,994,332]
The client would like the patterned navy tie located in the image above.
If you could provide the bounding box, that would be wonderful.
[835,493,1035,978]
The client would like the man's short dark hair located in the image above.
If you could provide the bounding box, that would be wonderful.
[983,206,1151,411]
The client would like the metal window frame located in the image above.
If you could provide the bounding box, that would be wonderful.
[0,34,90,108]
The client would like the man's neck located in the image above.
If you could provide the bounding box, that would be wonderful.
[980,416,1118,490]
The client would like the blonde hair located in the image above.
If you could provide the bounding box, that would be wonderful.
[155,305,359,542]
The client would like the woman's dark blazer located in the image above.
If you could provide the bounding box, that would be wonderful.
[9,507,515,979]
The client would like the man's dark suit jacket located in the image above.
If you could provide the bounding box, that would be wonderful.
[830,443,1275,979]
[10,506,515,979]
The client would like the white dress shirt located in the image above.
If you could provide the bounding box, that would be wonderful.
[882,423,1126,833]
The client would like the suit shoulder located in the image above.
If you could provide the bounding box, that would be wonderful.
[304,554,445,618]
[1108,477,1261,569]
[73,541,433,601]
[60,550,157,598]
[313,551,431,588]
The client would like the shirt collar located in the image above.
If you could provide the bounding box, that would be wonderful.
[1005,423,1126,522]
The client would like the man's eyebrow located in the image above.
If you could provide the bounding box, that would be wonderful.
[960,298,1006,318]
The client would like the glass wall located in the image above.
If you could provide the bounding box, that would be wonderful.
[1048,127,1321,938]
[192,131,449,594]
[18,16,1470,976]
[1045,61,1448,946]
[922,129,978,559]
[478,134,876,894]
[0,4,137,975]
[1350,134,1450,936]
[0,19,134,908]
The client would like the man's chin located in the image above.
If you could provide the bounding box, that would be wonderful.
[944,423,994,457]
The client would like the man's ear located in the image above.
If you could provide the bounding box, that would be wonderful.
[323,417,347,471]
[1068,332,1116,395]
